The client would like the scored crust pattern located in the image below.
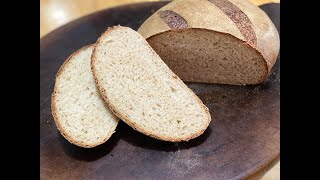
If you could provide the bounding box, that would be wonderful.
[157,10,190,29]
[208,0,257,47]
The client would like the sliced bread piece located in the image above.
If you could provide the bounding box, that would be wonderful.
[51,45,119,148]
[138,0,280,85]
[91,26,211,142]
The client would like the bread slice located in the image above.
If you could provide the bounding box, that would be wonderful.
[51,45,119,148]
[138,0,280,85]
[91,26,211,142]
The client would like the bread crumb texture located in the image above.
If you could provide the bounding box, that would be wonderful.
[52,46,119,148]
[92,27,211,142]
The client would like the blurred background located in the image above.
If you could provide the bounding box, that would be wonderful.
[40,0,279,38]
[40,0,280,179]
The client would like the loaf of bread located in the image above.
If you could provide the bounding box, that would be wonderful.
[138,0,280,85]
[51,45,119,148]
[91,26,211,142]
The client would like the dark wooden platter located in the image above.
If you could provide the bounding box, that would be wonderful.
[40,2,280,179]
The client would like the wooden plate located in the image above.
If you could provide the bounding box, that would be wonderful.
[40,2,280,179]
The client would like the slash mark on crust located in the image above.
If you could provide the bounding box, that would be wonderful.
[209,0,257,47]
[158,10,190,29]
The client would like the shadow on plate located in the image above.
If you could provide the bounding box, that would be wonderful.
[118,121,212,152]
[59,120,212,161]
[58,130,121,161]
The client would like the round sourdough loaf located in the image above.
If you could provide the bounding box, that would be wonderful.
[138,0,280,85]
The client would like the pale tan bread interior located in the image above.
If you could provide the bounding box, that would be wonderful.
[52,46,119,148]
[92,27,211,142]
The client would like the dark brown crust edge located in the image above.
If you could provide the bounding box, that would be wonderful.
[51,44,119,148]
[146,28,270,85]
[91,26,211,142]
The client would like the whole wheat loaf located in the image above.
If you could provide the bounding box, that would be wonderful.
[138,0,280,85]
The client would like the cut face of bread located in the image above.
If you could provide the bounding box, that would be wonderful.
[138,0,280,85]
[147,29,267,85]
[51,45,119,148]
[91,26,211,142]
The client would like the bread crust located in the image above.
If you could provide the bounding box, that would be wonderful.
[91,26,211,142]
[138,0,279,84]
[51,45,118,148]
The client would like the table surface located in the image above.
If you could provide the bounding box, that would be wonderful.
[40,1,280,179]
